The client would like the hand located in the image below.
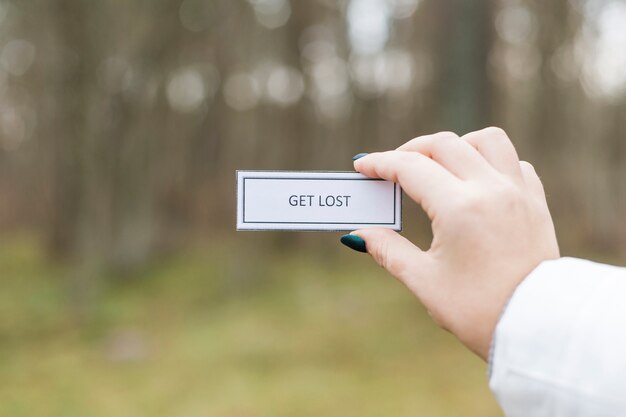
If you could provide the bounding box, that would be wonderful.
[344,127,560,359]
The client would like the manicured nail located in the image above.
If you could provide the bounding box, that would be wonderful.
[340,234,367,253]
[352,153,368,161]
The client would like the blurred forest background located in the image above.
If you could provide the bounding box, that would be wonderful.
[1,0,625,416]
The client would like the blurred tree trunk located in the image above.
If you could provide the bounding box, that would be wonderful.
[32,0,184,314]
[530,0,573,165]
[431,0,496,134]
[39,0,92,261]
[589,102,626,256]
[529,0,585,253]
[615,103,626,257]
[33,0,103,314]
[106,0,182,271]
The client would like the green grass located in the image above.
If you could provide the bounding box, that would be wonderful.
[0,237,501,417]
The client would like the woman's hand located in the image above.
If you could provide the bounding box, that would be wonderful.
[343,127,560,360]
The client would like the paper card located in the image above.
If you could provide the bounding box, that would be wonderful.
[236,171,402,231]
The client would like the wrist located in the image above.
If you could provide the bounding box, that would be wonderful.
[457,259,556,361]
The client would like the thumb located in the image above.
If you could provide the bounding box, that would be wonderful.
[347,228,428,287]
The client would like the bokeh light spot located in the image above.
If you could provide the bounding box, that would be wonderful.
[389,0,421,19]
[248,0,291,30]
[581,1,626,99]
[347,0,391,55]
[223,73,261,111]
[179,0,212,32]
[496,4,537,45]
[167,67,206,113]
[266,65,304,106]
[1,39,36,76]
[0,108,26,151]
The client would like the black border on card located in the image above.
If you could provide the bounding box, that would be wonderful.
[236,170,402,232]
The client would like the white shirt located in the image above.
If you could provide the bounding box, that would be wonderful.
[489,257,626,416]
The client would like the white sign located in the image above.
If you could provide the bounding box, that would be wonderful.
[236,171,402,231]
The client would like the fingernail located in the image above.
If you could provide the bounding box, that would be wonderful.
[340,234,367,253]
[352,153,368,161]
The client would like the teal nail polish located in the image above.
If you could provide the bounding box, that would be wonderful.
[352,153,368,161]
[340,234,367,253]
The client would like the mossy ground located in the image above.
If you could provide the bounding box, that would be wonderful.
[0,236,500,417]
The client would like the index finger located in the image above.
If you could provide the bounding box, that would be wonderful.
[354,150,462,215]
[397,132,495,180]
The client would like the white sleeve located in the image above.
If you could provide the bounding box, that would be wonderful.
[489,257,626,417]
